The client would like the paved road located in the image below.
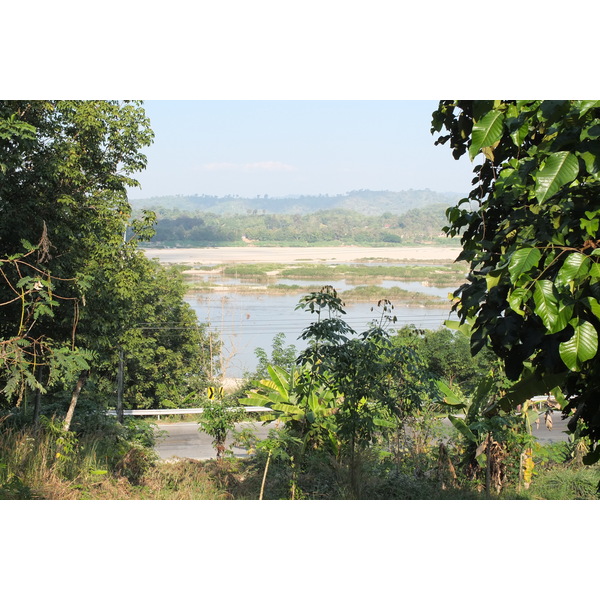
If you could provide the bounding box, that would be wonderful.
[527,411,572,444]
[154,420,277,461]
[154,412,573,461]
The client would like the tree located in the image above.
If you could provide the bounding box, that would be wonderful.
[431,100,600,462]
[1,101,153,411]
[393,325,499,396]
[198,394,245,460]
[81,253,217,410]
[251,332,297,380]
[293,287,437,497]
[1,101,218,426]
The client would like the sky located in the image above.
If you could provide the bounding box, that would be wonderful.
[128,100,477,200]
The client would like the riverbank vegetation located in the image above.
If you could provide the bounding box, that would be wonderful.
[135,205,461,247]
[182,262,467,306]
[131,189,464,247]
[219,262,467,283]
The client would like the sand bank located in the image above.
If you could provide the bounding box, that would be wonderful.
[143,246,462,265]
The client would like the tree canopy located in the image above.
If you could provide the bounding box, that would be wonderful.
[432,100,600,461]
[0,101,216,419]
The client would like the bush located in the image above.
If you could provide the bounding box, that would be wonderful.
[114,443,157,485]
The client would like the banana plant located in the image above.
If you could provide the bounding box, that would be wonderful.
[241,364,341,457]
[438,373,543,494]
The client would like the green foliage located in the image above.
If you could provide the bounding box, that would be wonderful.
[82,255,217,409]
[392,325,498,396]
[1,100,218,423]
[432,100,600,458]
[0,100,152,408]
[0,401,162,497]
[436,353,547,492]
[209,261,466,287]
[139,204,456,247]
[523,465,600,499]
[198,396,246,460]
[237,287,444,497]
[251,332,297,380]
[242,364,340,457]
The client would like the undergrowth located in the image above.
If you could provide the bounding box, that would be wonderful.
[2,418,598,500]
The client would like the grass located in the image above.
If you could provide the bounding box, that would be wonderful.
[277,263,467,284]
[0,424,229,500]
[183,262,466,304]
[221,263,289,276]
[340,285,449,306]
[4,419,596,500]
[209,263,466,282]
[517,465,600,500]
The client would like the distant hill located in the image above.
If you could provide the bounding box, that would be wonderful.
[129,189,464,216]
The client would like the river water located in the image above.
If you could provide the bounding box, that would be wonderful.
[185,278,455,378]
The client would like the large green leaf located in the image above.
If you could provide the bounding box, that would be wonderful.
[555,252,590,288]
[444,319,473,336]
[574,100,600,116]
[437,379,467,409]
[508,287,531,316]
[585,297,600,320]
[534,151,579,203]
[469,110,506,160]
[533,280,568,333]
[448,415,478,443]
[559,319,598,371]
[267,364,291,396]
[508,247,541,284]
[242,390,276,408]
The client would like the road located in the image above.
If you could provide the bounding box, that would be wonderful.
[154,420,277,461]
[154,412,573,461]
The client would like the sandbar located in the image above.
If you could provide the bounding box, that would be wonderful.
[143,246,462,265]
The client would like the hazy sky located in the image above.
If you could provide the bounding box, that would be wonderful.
[128,100,477,200]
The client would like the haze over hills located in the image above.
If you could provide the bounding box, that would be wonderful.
[129,189,464,216]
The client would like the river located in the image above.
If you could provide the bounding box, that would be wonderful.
[145,246,461,379]
[185,281,455,378]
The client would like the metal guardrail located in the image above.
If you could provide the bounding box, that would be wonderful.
[109,396,558,418]
[107,407,272,417]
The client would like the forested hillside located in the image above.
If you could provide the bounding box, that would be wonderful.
[136,203,456,246]
[130,188,463,216]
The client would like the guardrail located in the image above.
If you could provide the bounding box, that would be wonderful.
[107,407,272,417]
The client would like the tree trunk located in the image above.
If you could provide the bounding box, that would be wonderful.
[259,450,272,500]
[63,370,89,432]
[32,366,43,429]
[350,435,359,499]
[116,348,124,424]
[485,433,492,499]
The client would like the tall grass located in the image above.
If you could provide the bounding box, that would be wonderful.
[0,423,227,500]
[520,465,600,500]
[0,425,103,499]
